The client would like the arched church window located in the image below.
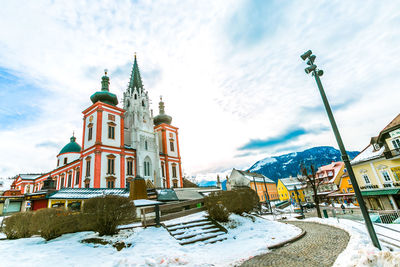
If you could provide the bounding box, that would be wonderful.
[145,140,148,150]
[134,94,137,100]
[144,157,151,177]
[142,100,145,107]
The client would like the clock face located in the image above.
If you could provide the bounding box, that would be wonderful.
[89,116,94,122]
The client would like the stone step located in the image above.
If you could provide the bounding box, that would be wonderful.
[171,224,216,236]
[179,232,226,246]
[164,218,209,228]
[175,228,222,240]
[168,221,212,231]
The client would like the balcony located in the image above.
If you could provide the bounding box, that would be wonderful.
[384,148,400,159]
[360,184,379,190]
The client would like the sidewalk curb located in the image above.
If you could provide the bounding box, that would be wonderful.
[250,213,307,250]
[267,228,306,249]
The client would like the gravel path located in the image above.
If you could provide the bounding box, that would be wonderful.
[240,221,350,267]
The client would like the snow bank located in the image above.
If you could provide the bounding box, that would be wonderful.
[304,218,400,267]
[0,212,301,267]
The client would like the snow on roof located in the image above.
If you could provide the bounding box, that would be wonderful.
[49,188,129,199]
[235,169,274,183]
[133,199,163,207]
[351,144,385,165]
[18,174,43,180]
[173,188,204,200]
[279,177,306,190]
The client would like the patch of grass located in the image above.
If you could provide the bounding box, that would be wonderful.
[81,238,132,251]
[81,238,110,246]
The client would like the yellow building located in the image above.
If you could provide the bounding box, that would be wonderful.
[277,177,306,203]
[351,114,400,210]
[328,172,358,205]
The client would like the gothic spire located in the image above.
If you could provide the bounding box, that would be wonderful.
[128,53,144,93]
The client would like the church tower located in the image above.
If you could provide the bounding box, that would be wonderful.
[123,55,162,187]
[154,98,183,188]
[81,71,129,189]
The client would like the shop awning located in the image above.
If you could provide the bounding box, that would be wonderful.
[361,189,400,196]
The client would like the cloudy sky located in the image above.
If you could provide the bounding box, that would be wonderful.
[0,0,399,178]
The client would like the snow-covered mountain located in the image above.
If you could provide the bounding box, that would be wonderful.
[248,146,360,182]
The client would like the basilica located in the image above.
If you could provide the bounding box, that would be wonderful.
[14,55,183,194]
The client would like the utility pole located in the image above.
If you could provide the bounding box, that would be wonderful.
[300,50,381,250]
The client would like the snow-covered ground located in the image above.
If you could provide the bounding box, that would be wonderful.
[0,212,301,267]
[302,218,400,267]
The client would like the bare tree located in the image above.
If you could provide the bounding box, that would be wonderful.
[300,164,322,218]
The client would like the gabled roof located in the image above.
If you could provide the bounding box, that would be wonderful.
[173,188,204,200]
[49,188,129,199]
[351,144,385,165]
[234,169,274,183]
[279,177,306,191]
[377,113,400,143]
[18,174,43,180]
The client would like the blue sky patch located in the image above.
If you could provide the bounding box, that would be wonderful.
[0,67,47,129]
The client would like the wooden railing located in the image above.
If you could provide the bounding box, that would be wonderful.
[139,199,206,227]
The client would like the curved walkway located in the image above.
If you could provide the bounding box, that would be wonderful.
[241,221,350,267]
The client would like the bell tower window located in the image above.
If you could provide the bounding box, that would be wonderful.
[127,158,133,175]
[172,164,177,178]
[88,123,93,141]
[107,154,116,175]
[108,126,115,139]
[85,157,91,177]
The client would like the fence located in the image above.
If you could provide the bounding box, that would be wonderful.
[373,210,400,224]
[139,199,206,227]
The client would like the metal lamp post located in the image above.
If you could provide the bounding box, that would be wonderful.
[300,50,381,250]
[294,185,304,217]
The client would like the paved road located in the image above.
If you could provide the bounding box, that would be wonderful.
[240,221,350,267]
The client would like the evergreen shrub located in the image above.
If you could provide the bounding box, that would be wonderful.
[82,195,136,236]
[3,212,33,239]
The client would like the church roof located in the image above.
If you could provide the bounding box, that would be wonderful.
[59,136,81,155]
[128,54,144,93]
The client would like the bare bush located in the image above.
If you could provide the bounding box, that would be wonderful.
[32,208,83,241]
[3,212,34,239]
[82,195,136,236]
[205,188,260,222]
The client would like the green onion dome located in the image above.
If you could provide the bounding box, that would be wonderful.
[90,71,118,106]
[154,97,172,126]
[59,136,81,155]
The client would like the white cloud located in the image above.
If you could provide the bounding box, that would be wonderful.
[0,0,399,178]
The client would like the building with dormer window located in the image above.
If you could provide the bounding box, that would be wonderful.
[351,113,400,210]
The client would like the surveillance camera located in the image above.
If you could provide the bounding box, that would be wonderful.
[300,50,312,61]
[304,64,317,74]
[307,55,316,65]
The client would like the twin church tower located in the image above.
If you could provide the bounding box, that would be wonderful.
[18,55,183,193]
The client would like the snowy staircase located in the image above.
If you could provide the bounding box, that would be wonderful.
[163,218,228,246]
